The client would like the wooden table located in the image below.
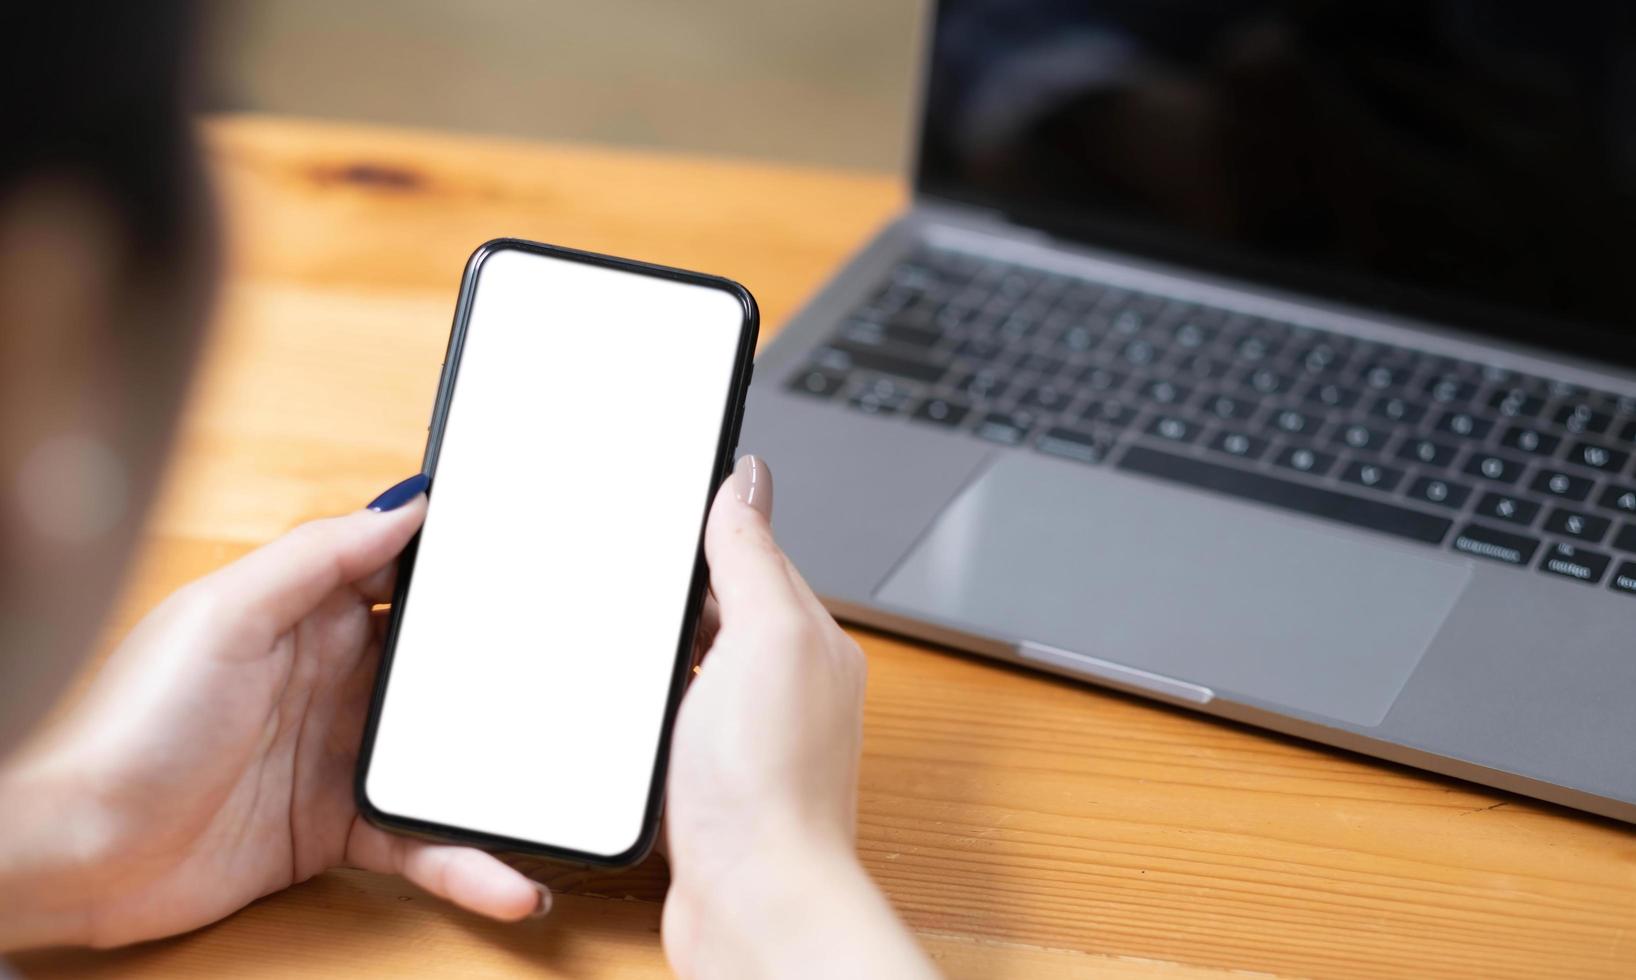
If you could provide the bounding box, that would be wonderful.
[18,116,1636,979]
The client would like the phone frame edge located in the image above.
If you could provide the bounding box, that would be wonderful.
[353,237,761,870]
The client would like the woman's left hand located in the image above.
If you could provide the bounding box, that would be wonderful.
[0,476,549,951]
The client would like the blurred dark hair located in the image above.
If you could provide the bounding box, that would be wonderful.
[0,3,202,267]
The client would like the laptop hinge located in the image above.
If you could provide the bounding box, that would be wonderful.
[913,197,1053,245]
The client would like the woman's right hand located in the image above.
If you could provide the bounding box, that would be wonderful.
[662,456,937,979]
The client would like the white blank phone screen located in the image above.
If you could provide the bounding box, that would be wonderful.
[365,246,746,858]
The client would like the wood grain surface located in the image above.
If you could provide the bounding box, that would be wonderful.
[15,116,1636,979]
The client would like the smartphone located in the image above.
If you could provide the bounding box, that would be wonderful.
[356,239,758,867]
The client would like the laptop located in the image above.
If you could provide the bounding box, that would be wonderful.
[739,0,1636,823]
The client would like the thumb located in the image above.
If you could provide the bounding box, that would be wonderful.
[207,474,429,639]
[704,456,831,630]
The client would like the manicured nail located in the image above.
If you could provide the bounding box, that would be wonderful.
[367,473,429,512]
[731,455,773,520]
[527,881,553,919]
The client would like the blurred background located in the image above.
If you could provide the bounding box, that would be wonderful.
[204,0,923,174]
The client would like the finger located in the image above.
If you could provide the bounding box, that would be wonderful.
[691,592,721,666]
[206,481,428,638]
[353,554,403,606]
[654,809,670,862]
[703,456,807,622]
[346,818,548,922]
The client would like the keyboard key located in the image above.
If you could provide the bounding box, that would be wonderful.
[1369,396,1426,425]
[1474,492,1539,527]
[1530,468,1594,502]
[1487,388,1545,418]
[1294,345,1347,376]
[911,397,971,428]
[1425,375,1477,404]
[1538,542,1611,585]
[933,303,977,333]
[1359,363,1410,390]
[1118,445,1453,544]
[1208,429,1270,461]
[1303,381,1360,410]
[1499,425,1560,457]
[1434,411,1492,440]
[1270,408,1318,438]
[1241,366,1293,396]
[1146,414,1199,444]
[1079,398,1137,427]
[1340,460,1405,492]
[1395,437,1459,468]
[1597,483,1636,515]
[1173,353,1231,381]
[1035,425,1113,465]
[836,318,890,347]
[1170,321,1214,349]
[1407,476,1471,509]
[822,342,947,384]
[956,334,1007,361]
[1111,309,1149,336]
[1119,339,1158,365]
[857,285,915,321]
[1554,403,1611,436]
[1565,440,1629,474]
[1050,288,1099,319]
[787,366,846,398]
[1274,445,1336,476]
[956,367,1010,400]
[1422,354,1474,378]
[1199,392,1255,422]
[1543,507,1609,543]
[1461,452,1525,485]
[849,387,911,416]
[878,315,944,348]
[996,311,1044,342]
[995,268,1038,299]
[1330,423,1388,452]
[1057,323,1103,353]
[1076,364,1128,391]
[1021,383,1074,412]
[1452,523,1540,566]
[1609,560,1636,595]
[1615,523,1636,553]
[1233,334,1276,362]
[1015,351,1066,375]
[975,409,1038,445]
[1137,379,1191,406]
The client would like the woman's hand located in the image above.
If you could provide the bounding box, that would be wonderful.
[0,475,548,951]
[663,456,937,979]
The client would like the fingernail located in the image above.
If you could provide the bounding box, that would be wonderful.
[731,455,773,520]
[527,881,553,919]
[367,473,429,512]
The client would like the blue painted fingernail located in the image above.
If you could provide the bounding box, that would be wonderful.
[368,473,429,511]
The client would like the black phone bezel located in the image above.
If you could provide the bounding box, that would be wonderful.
[354,237,760,869]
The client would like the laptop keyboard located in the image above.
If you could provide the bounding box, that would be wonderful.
[783,245,1636,594]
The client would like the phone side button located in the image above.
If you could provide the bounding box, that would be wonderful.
[429,362,445,431]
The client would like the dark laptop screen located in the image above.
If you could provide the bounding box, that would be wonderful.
[916,1,1636,359]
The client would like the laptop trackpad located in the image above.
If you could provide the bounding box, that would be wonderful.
[874,454,1471,727]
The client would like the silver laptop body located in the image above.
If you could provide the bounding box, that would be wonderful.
[740,2,1636,822]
